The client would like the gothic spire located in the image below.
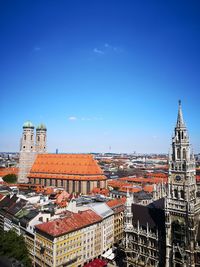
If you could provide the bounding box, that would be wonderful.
[176,100,185,128]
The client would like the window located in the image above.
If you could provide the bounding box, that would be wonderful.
[172,221,186,245]
[183,149,186,159]
[177,148,180,159]
[79,181,81,193]
[87,181,90,194]
[174,189,178,198]
[180,190,184,199]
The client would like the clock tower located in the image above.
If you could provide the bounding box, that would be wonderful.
[165,101,200,267]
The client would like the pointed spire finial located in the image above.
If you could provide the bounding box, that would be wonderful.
[176,100,185,127]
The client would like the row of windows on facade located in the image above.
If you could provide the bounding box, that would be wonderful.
[23,145,46,149]
[173,148,187,160]
[176,131,187,141]
[30,178,100,192]
[128,235,157,247]
[126,252,158,261]
[24,135,46,142]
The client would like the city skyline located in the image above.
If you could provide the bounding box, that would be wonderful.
[1,0,200,153]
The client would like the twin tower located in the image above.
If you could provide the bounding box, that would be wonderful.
[18,121,47,183]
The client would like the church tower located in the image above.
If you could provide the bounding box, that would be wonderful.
[36,123,47,153]
[18,121,36,183]
[165,101,200,267]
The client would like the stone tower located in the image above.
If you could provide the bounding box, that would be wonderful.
[36,123,47,153]
[165,101,200,267]
[18,121,36,183]
[124,190,133,231]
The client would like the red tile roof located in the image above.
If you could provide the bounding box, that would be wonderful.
[119,176,167,184]
[107,197,126,208]
[29,154,106,181]
[35,210,102,237]
[0,167,18,177]
[143,185,154,193]
[92,187,109,196]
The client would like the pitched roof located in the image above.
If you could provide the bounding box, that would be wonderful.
[132,198,165,229]
[0,195,18,209]
[29,154,106,181]
[0,167,19,177]
[35,210,102,237]
[106,198,126,208]
[88,202,113,218]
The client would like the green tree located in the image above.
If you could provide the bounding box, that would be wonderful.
[0,230,32,267]
[2,174,17,184]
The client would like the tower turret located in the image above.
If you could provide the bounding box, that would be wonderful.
[124,189,133,230]
[18,121,36,183]
[36,123,47,153]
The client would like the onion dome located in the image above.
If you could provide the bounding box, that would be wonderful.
[36,123,47,131]
[23,121,34,128]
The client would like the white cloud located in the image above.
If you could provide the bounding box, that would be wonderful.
[104,43,110,48]
[68,116,77,121]
[93,43,122,56]
[93,48,104,55]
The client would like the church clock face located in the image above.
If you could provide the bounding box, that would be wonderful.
[175,175,182,182]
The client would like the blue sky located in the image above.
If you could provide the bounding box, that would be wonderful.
[1,0,200,153]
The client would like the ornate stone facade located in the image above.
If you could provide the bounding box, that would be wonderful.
[165,101,200,267]
[122,102,200,267]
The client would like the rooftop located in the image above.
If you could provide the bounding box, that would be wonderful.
[35,209,102,237]
[29,154,106,181]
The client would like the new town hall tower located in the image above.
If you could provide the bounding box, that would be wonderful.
[123,102,200,267]
[166,101,200,266]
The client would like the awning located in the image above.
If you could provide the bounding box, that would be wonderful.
[102,248,115,260]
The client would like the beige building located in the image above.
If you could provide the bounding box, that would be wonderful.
[107,198,126,244]
[35,210,103,267]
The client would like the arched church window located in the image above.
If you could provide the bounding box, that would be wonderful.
[38,136,40,141]
[182,163,185,171]
[180,190,184,199]
[174,189,178,198]
[178,132,181,140]
[24,135,26,140]
[172,221,186,246]
[175,252,182,260]
[31,135,33,140]
[182,131,184,139]
[183,149,186,159]
[177,149,181,159]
